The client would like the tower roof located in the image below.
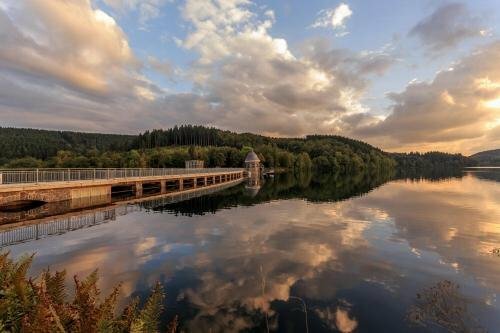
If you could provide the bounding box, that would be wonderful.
[245,151,260,162]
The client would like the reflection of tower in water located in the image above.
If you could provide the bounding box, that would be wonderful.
[244,150,262,197]
[245,176,261,197]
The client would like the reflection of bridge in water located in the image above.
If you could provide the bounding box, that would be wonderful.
[0,181,242,247]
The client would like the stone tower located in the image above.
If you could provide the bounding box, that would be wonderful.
[244,150,261,178]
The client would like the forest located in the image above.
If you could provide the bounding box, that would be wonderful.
[390,152,475,169]
[0,126,474,173]
[0,127,134,164]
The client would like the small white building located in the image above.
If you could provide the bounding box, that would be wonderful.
[185,160,204,169]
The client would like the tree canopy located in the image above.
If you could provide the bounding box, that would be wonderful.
[0,126,474,173]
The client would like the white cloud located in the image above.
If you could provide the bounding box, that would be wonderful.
[166,0,387,136]
[0,0,159,131]
[0,0,144,94]
[311,3,352,32]
[103,0,171,27]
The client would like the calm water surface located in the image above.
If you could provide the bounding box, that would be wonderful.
[4,170,500,332]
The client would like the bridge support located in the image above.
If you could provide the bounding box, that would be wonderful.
[135,183,143,197]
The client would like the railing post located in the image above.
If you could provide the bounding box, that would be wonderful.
[36,168,39,184]
[0,172,2,185]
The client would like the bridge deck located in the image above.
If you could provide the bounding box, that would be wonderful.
[0,168,245,207]
[0,169,243,192]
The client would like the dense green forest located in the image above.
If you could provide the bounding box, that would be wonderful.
[0,126,474,172]
[0,127,135,164]
[390,152,475,169]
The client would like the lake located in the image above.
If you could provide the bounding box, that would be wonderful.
[3,169,500,332]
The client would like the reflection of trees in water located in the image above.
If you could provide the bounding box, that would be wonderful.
[149,170,395,216]
[466,170,500,183]
[398,166,500,183]
[396,167,464,181]
[407,280,486,333]
[159,166,478,216]
[141,167,482,217]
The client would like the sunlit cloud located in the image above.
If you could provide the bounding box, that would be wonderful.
[351,41,500,154]
[484,98,500,109]
[311,3,353,32]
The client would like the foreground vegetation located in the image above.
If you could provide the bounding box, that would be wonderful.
[0,125,474,172]
[0,252,177,333]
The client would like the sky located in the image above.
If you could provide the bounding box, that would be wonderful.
[0,0,500,154]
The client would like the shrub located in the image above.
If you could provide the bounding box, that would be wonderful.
[0,252,177,333]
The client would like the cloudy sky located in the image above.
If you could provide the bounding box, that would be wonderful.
[1,0,499,154]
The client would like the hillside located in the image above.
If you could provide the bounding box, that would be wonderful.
[0,126,395,172]
[0,127,135,163]
[470,149,500,166]
[0,125,472,172]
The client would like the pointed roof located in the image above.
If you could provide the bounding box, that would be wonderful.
[245,150,260,162]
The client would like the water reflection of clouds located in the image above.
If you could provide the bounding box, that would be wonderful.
[6,174,500,331]
[359,176,500,292]
[315,306,358,332]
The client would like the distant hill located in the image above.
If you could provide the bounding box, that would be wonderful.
[470,149,500,166]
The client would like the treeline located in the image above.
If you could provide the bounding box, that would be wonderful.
[0,127,135,164]
[390,152,475,169]
[2,142,393,175]
[1,125,395,174]
[1,146,312,173]
[134,125,387,155]
[0,126,474,173]
[135,125,396,173]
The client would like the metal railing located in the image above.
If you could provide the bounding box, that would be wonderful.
[1,208,122,247]
[0,168,243,185]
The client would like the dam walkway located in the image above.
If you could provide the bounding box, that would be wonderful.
[0,168,245,208]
